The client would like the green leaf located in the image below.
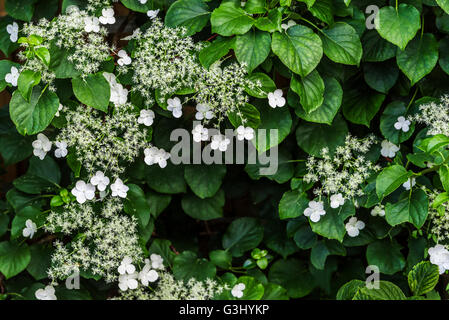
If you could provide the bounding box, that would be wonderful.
[291,70,325,114]
[293,224,317,249]
[72,74,110,112]
[244,73,276,98]
[362,30,397,62]
[342,84,385,127]
[181,189,225,220]
[228,102,261,128]
[375,4,421,50]
[363,61,399,93]
[5,0,36,22]
[296,113,348,157]
[10,86,59,135]
[0,241,31,279]
[26,244,52,280]
[310,0,334,25]
[235,276,265,299]
[408,261,440,296]
[235,29,271,73]
[120,0,155,12]
[385,189,428,228]
[366,239,406,275]
[254,8,282,32]
[436,0,449,14]
[0,131,33,166]
[439,164,449,192]
[222,217,264,257]
[173,251,216,281]
[199,37,235,69]
[48,42,81,79]
[268,258,315,298]
[165,0,211,36]
[271,25,323,77]
[320,22,362,66]
[396,33,439,85]
[13,174,56,194]
[184,164,226,199]
[209,250,232,269]
[278,190,309,219]
[290,77,343,125]
[146,191,171,218]
[244,0,266,14]
[35,47,50,66]
[211,2,255,36]
[145,162,186,194]
[353,281,406,300]
[439,37,449,75]
[124,184,151,228]
[18,70,41,101]
[376,165,412,199]
[336,279,366,300]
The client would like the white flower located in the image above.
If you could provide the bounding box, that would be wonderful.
[84,17,100,33]
[90,171,110,192]
[231,283,245,298]
[211,134,231,152]
[304,201,326,222]
[111,178,129,198]
[144,147,171,168]
[6,22,19,42]
[104,73,129,106]
[35,285,57,300]
[241,1,246,6]
[394,116,411,132]
[281,20,296,31]
[192,124,209,142]
[138,109,155,126]
[71,180,96,204]
[147,9,160,19]
[195,103,214,120]
[118,256,136,275]
[5,66,19,87]
[428,244,449,274]
[139,263,159,286]
[32,133,52,160]
[139,0,148,3]
[330,193,345,209]
[380,140,400,158]
[54,141,68,158]
[268,89,286,108]
[345,217,365,237]
[55,104,63,117]
[167,97,183,118]
[117,50,132,66]
[99,8,116,25]
[150,254,164,269]
[370,205,385,217]
[118,273,139,291]
[403,178,416,190]
[235,126,254,141]
[22,219,37,239]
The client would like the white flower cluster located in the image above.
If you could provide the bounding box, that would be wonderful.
[428,244,449,274]
[304,134,381,200]
[428,192,449,243]
[20,6,110,87]
[117,255,163,291]
[5,66,19,87]
[46,197,142,282]
[410,95,449,137]
[144,147,171,168]
[32,133,68,160]
[56,103,148,177]
[104,72,129,106]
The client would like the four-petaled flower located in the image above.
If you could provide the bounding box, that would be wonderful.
[111,178,129,198]
[330,193,345,209]
[35,285,57,300]
[117,50,132,66]
[71,180,96,204]
[118,256,136,275]
[84,17,100,33]
[235,126,254,141]
[6,22,19,42]
[144,146,170,168]
[22,219,37,239]
[32,133,52,160]
[195,103,214,120]
[231,283,245,298]
[118,273,139,291]
[138,109,155,126]
[268,89,285,108]
[104,73,128,106]
[281,20,296,31]
[211,134,231,152]
[167,97,183,118]
[150,254,164,269]
[90,171,110,192]
[5,66,19,87]
[192,124,209,142]
[147,9,160,19]
[380,140,399,158]
[54,141,68,158]
[304,201,326,222]
[370,205,385,217]
[345,217,365,237]
[139,262,159,286]
[428,244,449,274]
[99,8,116,25]
[394,116,411,132]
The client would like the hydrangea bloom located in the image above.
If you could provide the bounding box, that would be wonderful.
[90,171,110,192]
[150,254,164,269]
[330,193,345,209]
[371,205,385,217]
[211,134,231,152]
[54,141,68,158]
[235,126,254,141]
[118,256,136,275]
[195,103,214,121]
[144,147,171,168]
[35,285,57,300]
[84,16,100,33]
[380,140,400,158]
[394,116,411,132]
[111,178,129,198]
[231,283,245,298]
[147,9,160,19]
[167,97,183,118]
[268,89,285,108]
[139,262,159,286]
[137,109,155,126]
[345,217,365,237]
[71,180,96,204]
[117,50,132,66]
[304,201,326,222]
[6,22,19,42]
[119,273,139,291]
[428,244,449,274]
[99,8,115,25]
[5,66,19,87]
[192,124,209,142]
[32,133,52,160]
[22,219,37,239]
[403,178,416,190]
